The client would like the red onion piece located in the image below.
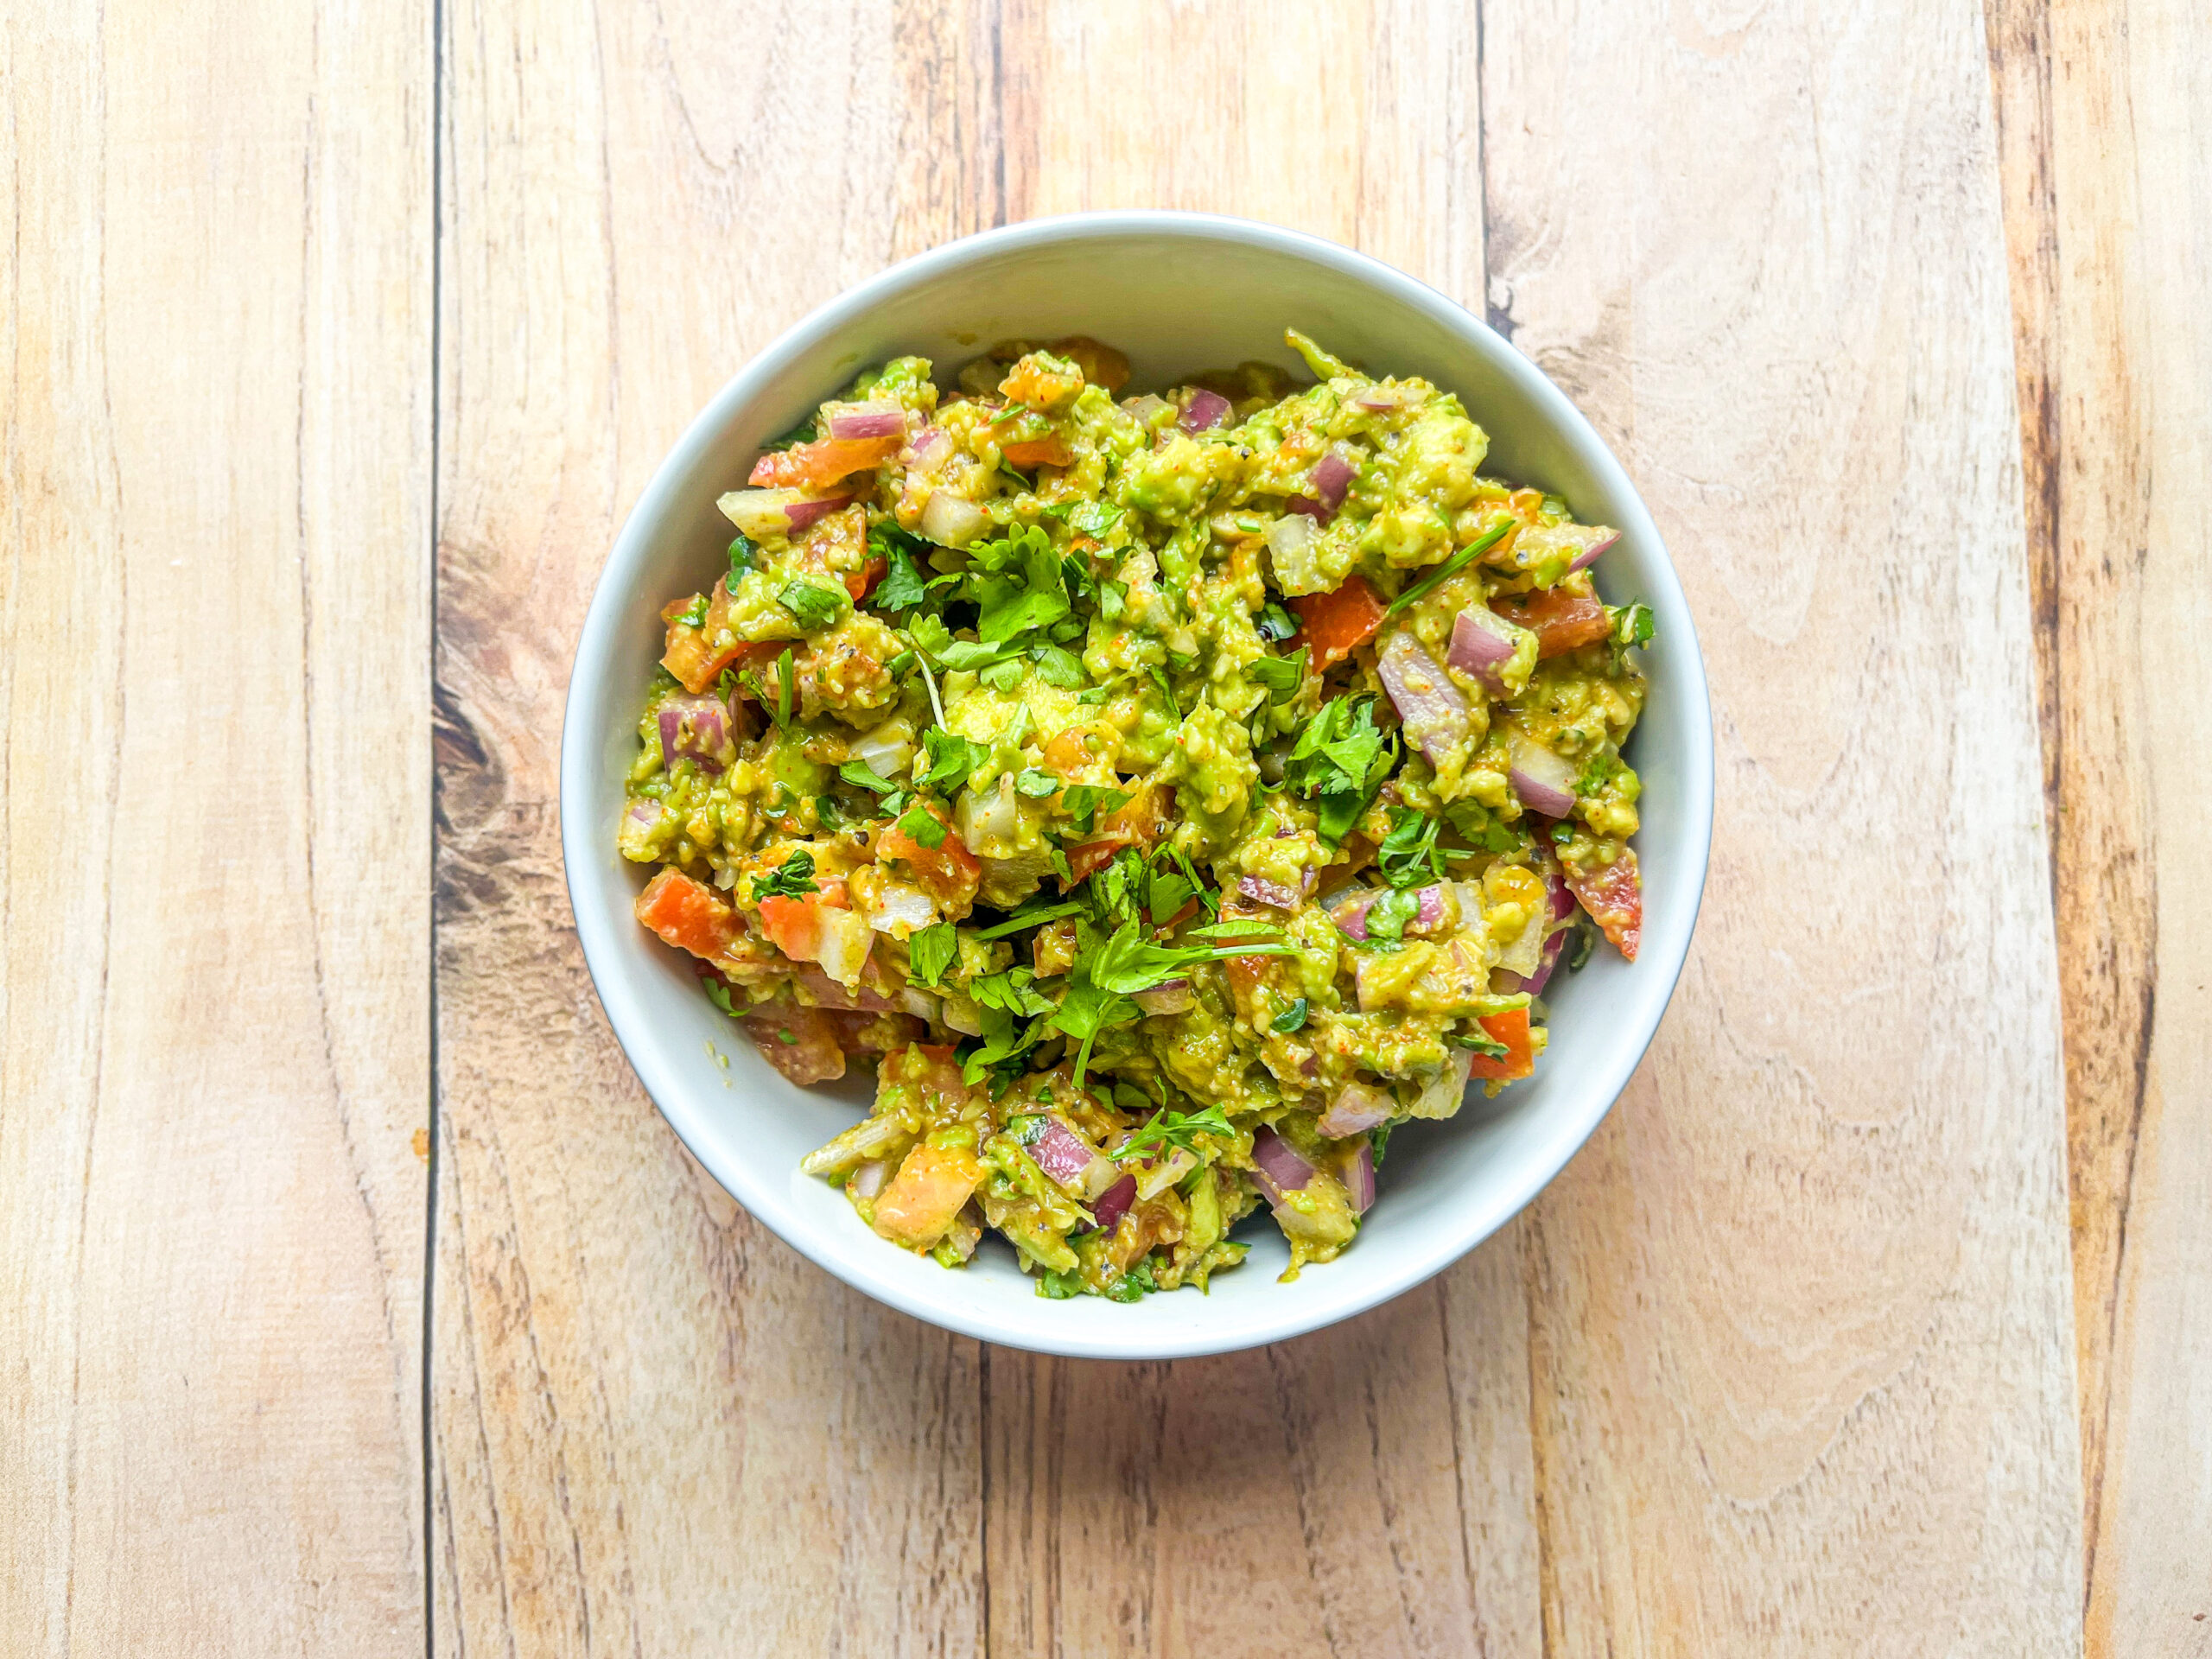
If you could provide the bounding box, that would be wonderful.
[920,490,987,547]
[1507,733,1579,818]
[1377,632,1471,766]
[796,963,890,1012]
[851,1160,892,1200]
[1091,1174,1137,1232]
[1179,388,1231,433]
[1411,1047,1475,1118]
[1329,888,1377,941]
[1354,385,1412,413]
[1283,493,1330,522]
[1132,981,1194,1016]
[1567,527,1619,572]
[783,493,855,532]
[1447,606,1523,695]
[828,403,906,441]
[658,696,729,773]
[1313,447,1356,512]
[1343,1141,1376,1215]
[1317,1081,1392,1139]
[1249,1126,1317,1210]
[626,798,665,830]
[1408,883,1452,935]
[1028,1119,1096,1188]
[1238,874,1301,912]
[1537,843,1576,921]
[1521,922,1567,996]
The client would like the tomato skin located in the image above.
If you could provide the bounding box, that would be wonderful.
[842,551,887,602]
[1063,785,1171,886]
[635,868,741,961]
[871,1143,985,1249]
[1289,575,1385,670]
[1491,587,1611,657]
[742,1001,846,1084]
[877,809,981,909]
[1465,1007,1536,1081]
[1565,848,1642,962]
[747,433,902,490]
[1001,435,1074,470]
[755,880,850,965]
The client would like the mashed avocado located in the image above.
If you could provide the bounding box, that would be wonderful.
[621,329,1653,1300]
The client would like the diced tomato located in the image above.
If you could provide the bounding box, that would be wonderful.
[1289,575,1386,671]
[879,1043,969,1111]
[1564,848,1642,962]
[661,578,780,694]
[1465,1007,1536,1081]
[1491,588,1611,658]
[756,880,849,966]
[877,808,981,910]
[747,433,903,491]
[1041,722,1118,779]
[1064,785,1173,886]
[1001,434,1075,471]
[842,550,887,603]
[1051,335,1130,393]
[871,1143,986,1249]
[635,868,741,961]
[742,1001,847,1085]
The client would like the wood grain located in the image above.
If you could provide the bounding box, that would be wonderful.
[1482,0,2082,1651]
[1987,0,2212,1649]
[429,4,998,1654]
[0,1,431,1653]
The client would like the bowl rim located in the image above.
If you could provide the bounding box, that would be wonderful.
[559,209,1715,1358]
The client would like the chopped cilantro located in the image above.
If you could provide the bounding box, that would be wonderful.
[1256,601,1300,643]
[920,728,992,795]
[1014,767,1063,799]
[673,593,709,628]
[1248,646,1308,706]
[906,923,957,986]
[870,536,929,612]
[777,579,845,632]
[1377,805,1445,887]
[760,416,818,453]
[1382,513,1519,619]
[750,850,817,901]
[896,802,950,849]
[1271,997,1310,1033]
[1114,1103,1234,1165]
[727,535,758,582]
[840,759,900,794]
[1036,1266,1085,1300]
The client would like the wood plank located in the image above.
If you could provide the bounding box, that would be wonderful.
[0,3,430,1654]
[1480,1,2082,1651]
[1987,0,2212,1649]
[429,4,998,1654]
[986,8,1538,1656]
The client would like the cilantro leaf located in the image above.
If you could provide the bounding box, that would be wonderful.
[969,525,1071,644]
[840,759,900,794]
[1113,1103,1234,1165]
[1248,646,1308,705]
[760,415,818,453]
[728,535,758,583]
[896,802,950,849]
[673,594,709,628]
[1362,887,1423,944]
[1382,513,1519,619]
[1256,601,1300,643]
[702,977,739,1017]
[870,537,928,612]
[906,923,957,986]
[1284,696,1396,844]
[777,579,846,632]
[1271,996,1310,1033]
[971,967,1057,1018]
[1377,805,1444,887]
[1014,768,1062,799]
[750,849,817,901]
[920,728,992,795]
[1030,643,1085,688]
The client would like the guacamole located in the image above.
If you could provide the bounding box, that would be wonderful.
[622,330,1652,1300]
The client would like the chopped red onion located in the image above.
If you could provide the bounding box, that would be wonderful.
[920,490,988,547]
[1317,1081,1392,1139]
[1249,1127,1317,1210]
[905,425,950,471]
[828,402,906,441]
[1343,1141,1376,1215]
[1354,385,1413,413]
[1377,631,1471,766]
[626,798,665,830]
[1283,493,1329,521]
[1408,883,1452,935]
[1329,887,1378,941]
[1411,1048,1475,1119]
[1566,526,1619,572]
[796,969,894,1013]
[1522,923,1567,995]
[851,1160,892,1200]
[1179,388,1231,433]
[1124,393,1173,426]
[1313,447,1356,512]
[1537,843,1576,920]
[1238,874,1301,912]
[1132,981,1194,1016]
[899,986,943,1022]
[1447,606,1523,695]
[658,696,729,772]
[1028,1118,1096,1188]
[783,493,855,532]
[1507,733,1579,818]
[1090,1175,1137,1231]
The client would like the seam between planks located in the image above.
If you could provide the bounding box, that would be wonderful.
[423,0,448,1647]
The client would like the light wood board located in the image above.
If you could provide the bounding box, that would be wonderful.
[6,0,2209,1653]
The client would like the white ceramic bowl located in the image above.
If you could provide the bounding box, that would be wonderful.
[562,212,1713,1359]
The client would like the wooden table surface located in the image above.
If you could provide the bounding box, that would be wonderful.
[5,3,2205,1654]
